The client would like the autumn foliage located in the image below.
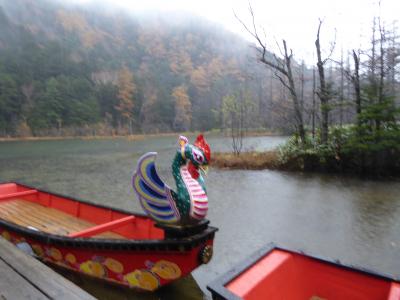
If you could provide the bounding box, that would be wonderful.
[172,85,191,131]
[115,66,136,133]
[0,0,278,136]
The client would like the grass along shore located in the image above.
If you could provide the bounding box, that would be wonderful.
[211,149,315,172]
[211,151,286,170]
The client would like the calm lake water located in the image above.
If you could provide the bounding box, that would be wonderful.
[1,134,400,299]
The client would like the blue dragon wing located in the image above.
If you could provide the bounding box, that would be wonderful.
[132,152,180,223]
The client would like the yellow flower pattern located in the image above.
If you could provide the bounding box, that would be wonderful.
[151,260,182,280]
[65,253,77,265]
[1,231,11,241]
[80,260,107,278]
[48,247,62,261]
[32,244,44,257]
[104,257,124,274]
[124,270,159,291]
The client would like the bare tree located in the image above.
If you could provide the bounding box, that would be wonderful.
[377,16,386,119]
[332,48,361,123]
[315,19,336,144]
[365,14,389,129]
[235,4,306,145]
[222,90,254,155]
[352,50,362,116]
[300,60,306,113]
[339,48,344,126]
[387,21,399,97]
[312,66,317,138]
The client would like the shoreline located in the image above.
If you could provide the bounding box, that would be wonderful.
[0,134,168,142]
[0,132,200,142]
[0,130,282,142]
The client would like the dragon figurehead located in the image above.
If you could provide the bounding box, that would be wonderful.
[178,135,211,180]
[132,134,211,225]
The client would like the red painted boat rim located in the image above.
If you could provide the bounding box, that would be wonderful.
[207,243,400,300]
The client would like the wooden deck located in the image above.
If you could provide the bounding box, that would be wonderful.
[0,199,123,239]
[0,237,96,300]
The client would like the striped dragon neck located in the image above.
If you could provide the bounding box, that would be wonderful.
[179,166,208,220]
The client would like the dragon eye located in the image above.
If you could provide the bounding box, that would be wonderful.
[192,148,204,163]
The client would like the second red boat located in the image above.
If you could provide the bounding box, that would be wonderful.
[208,243,400,300]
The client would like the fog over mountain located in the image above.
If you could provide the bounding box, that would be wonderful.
[0,0,286,136]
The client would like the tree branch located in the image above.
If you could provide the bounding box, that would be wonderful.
[275,72,291,90]
[234,4,288,76]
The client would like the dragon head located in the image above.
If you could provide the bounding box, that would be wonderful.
[179,134,211,179]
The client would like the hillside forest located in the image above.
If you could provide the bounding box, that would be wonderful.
[0,0,278,137]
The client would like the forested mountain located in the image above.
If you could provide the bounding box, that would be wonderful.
[0,0,277,136]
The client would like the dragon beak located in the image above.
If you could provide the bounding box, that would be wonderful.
[199,165,209,176]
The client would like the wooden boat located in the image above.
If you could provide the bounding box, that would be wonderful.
[0,182,217,291]
[207,244,400,300]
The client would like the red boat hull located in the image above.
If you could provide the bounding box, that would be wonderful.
[0,183,217,291]
[208,244,400,300]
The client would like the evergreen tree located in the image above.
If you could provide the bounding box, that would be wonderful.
[0,73,20,135]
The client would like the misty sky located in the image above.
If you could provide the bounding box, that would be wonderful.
[70,0,399,63]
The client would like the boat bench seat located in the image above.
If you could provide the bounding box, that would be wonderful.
[68,215,136,238]
[0,190,38,201]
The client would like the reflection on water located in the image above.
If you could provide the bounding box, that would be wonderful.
[1,134,400,298]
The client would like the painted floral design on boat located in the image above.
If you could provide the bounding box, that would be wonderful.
[65,253,77,265]
[123,269,160,291]
[103,257,124,274]
[149,260,182,280]
[0,228,195,292]
[47,247,63,261]
[31,244,44,257]
[80,260,107,278]
[1,230,11,241]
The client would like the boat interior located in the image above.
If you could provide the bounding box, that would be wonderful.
[0,183,164,240]
[226,249,400,300]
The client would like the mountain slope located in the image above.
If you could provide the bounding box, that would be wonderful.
[0,0,266,136]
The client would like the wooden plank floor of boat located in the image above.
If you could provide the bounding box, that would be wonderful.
[0,199,124,239]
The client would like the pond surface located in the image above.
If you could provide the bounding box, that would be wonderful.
[1,134,400,299]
